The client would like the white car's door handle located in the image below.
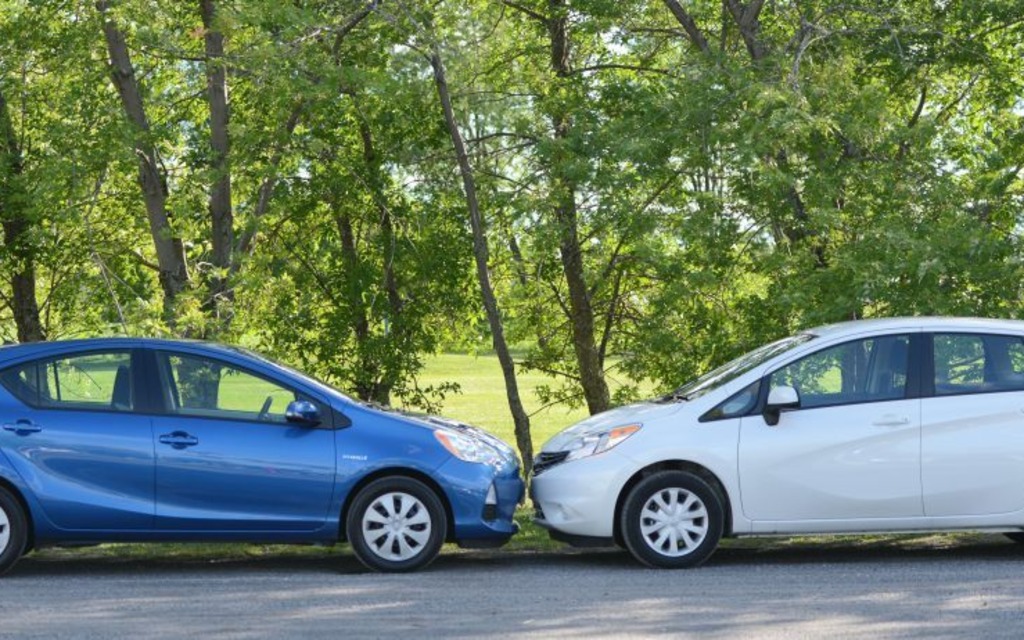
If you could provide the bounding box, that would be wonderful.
[872,416,910,427]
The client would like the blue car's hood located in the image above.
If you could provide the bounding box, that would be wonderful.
[346,399,519,463]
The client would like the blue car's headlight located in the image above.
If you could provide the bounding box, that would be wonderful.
[435,430,503,466]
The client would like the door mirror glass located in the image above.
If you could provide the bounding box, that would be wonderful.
[285,399,322,426]
[767,385,800,407]
[764,385,800,426]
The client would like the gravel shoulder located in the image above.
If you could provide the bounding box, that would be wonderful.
[3,537,1024,639]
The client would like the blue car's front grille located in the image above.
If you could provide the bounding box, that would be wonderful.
[532,451,569,476]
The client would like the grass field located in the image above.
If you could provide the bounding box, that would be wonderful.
[410,353,613,450]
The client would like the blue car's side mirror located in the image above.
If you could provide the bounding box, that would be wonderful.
[285,400,322,426]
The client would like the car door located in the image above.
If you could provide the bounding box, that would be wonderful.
[0,348,154,530]
[148,349,336,532]
[739,332,923,522]
[921,333,1024,516]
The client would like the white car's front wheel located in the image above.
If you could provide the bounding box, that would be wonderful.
[620,471,724,569]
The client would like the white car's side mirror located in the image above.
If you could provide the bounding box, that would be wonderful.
[764,385,800,426]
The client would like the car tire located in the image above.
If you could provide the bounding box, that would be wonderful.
[346,476,447,573]
[619,470,724,569]
[0,487,28,577]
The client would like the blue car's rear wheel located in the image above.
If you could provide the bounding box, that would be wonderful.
[0,487,27,576]
[346,476,446,572]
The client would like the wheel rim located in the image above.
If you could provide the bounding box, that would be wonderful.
[639,488,709,557]
[361,492,432,562]
[0,506,9,555]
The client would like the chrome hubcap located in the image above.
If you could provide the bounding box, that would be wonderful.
[361,492,432,562]
[639,488,708,557]
[0,506,9,555]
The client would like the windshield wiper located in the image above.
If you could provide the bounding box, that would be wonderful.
[658,390,690,403]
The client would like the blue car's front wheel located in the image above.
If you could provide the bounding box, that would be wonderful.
[346,476,447,572]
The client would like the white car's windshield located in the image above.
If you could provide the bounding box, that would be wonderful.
[665,333,815,401]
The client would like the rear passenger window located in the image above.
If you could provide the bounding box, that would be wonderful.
[0,351,134,410]
[933,334,1024,395]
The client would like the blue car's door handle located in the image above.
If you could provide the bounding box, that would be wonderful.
[159,431,199,449]
[3,420,42,435]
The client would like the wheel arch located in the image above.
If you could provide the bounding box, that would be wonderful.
[612,460,733,547]
[0,476,34,553]
[339,467,455,543]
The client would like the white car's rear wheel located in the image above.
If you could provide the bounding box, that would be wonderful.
[620,471,723,569]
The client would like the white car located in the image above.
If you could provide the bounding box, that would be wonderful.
[531,317,1024,568]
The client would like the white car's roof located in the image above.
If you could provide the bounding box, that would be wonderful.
[806,316,1024,338]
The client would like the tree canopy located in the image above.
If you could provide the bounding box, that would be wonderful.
[1,0,1022,464]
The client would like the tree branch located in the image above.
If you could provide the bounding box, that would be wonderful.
[502,0,548,25]
[661,0,710,53]
[570,63,671,76]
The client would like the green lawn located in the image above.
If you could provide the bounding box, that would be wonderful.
[411,352,651,451]
[411,353,588,449]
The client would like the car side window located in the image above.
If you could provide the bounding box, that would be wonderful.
[0,351,134,411]
[933,333,1024,395]
[769,335,910,409]
[156,352,297,423]
[701,381,761,421]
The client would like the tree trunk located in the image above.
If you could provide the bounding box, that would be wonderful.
[97,0,189,321]
[429,46,534,474]
[200,0,234,329]
[547,0,611,415]
[334,209,386,403]
[0,89,44,342]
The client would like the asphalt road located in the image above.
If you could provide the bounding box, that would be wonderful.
[4,539,1024,639]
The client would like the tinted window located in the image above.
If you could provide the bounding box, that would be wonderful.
[702,381,761,421]
[667,333,815,401]
[770,335,910,409]
[157,352,297,423]
[933,333,1024,395]
[0,351,134,411]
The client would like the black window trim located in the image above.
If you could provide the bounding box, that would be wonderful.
[144,348,337,430]
[924,331,1024,399]
[759,332,923,413]
[704,332,926,420]
[0,347,144,415]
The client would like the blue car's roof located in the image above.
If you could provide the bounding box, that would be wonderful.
[0,337,251,365]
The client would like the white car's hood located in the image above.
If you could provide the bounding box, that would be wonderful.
[541,401,685,452]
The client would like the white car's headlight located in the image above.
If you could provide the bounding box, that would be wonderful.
[435,430,502,466]
[562,424,641,461]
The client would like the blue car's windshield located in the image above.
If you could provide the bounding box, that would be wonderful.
[665,333,815,402]
[232,346,356,403]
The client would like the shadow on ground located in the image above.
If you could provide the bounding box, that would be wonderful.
[12,533,1023,577]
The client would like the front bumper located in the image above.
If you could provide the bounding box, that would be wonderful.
[530,450,631,539]
[437,457,524,546]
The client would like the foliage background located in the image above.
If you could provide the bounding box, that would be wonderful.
[1,0,1022,459]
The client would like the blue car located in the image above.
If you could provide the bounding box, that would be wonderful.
[0,339,523,573]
